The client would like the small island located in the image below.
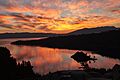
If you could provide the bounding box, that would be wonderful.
[1,47,120,80]
[71,51,97,62]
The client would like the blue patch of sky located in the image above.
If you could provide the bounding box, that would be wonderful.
[60,10,72,17]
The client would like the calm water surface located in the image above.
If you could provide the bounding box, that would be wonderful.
[0,38,120,75]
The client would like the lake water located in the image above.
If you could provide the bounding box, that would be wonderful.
[0,38,120,75]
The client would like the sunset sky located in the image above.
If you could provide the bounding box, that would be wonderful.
[0,0,120,34]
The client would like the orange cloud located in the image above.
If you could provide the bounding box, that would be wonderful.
[0,0,120,33]
[0,12,120,34]
[112,10,120,14]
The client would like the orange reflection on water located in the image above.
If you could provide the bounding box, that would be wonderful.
[3,44,120,75]
[9,46,79,74]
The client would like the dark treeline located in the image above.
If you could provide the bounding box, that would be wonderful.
[0,47,41,80]
[12,30,120,59]
[0,32,61,39]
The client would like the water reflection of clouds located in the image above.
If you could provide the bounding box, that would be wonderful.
[4,44,120,75]
[8,45,79,74]
[90,55,120,69]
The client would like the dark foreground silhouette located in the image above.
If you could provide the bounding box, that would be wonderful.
[0,32,61,39]
[71,51,97,62]
[71,51,97,70]
[0,47,41,80]
[0,47,120,80]
[12,30,120,59]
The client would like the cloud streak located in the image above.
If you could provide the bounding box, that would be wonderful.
[0,0,120,33]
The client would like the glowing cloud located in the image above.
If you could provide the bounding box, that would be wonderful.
[0,0,120,33]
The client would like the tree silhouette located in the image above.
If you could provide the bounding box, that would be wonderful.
[0,47,36,80]
[0,47,17,80]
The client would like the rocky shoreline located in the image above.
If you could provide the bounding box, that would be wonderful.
[42,64,120,80]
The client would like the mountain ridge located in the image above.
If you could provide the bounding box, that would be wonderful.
[68,26,119,35]
[0,26,119,39]
[11,29,120,59]
[0,32,61,39]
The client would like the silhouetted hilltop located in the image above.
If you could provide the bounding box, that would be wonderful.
[67,26,119,35]
[12,29,120,59]
[0,32,62,39]
[1,26,119,39]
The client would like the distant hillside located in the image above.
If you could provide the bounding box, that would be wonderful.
[12,30,120,59]
[68,26,119,35]
[0,33,62,39]
[1,26,119,39]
